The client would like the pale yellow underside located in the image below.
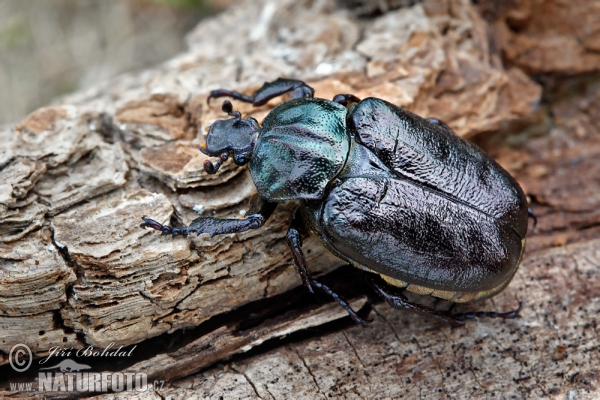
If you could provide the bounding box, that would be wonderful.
[376,238,526,303]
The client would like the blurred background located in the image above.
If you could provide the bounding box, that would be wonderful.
[0,0,232,125]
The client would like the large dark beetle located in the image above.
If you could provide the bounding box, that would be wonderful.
[141,78,534,326]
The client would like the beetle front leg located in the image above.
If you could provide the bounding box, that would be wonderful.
[141,194,277,238]
[207,78,314,106]
[286,211,367,325]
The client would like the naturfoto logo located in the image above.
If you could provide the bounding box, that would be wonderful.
[8,343,158,394]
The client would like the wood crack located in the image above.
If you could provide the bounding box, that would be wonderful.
[292,347,327,400]
[231,365,266,400]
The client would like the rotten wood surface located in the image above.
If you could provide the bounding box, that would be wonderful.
[1,0,599,398]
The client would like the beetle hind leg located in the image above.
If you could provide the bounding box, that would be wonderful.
[370,276,521,327]
[528,207,538,228]
[450,301,523,323]
[286,211,367,325]
[370,275,466,327]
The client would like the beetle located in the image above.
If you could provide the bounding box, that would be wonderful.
[141,78,535,326]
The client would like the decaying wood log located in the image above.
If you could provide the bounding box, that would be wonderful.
[1,0,599,398]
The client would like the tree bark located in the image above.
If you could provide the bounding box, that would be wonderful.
[1,0,599,398]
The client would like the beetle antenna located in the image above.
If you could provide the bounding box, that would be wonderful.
[203,152,229,174]
[222,100,241,120]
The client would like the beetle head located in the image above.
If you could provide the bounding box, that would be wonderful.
[200,100,259,174]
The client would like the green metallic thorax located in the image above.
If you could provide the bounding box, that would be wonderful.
[249,98,350,201]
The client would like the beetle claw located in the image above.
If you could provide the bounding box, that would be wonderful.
[141,216,165,231]
[451,300,523,323]
[528,208,538,229]
[303,280,315,294]
[141,216,181,237]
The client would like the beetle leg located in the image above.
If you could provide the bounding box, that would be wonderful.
[141,194,277,238]
[309,278,368,325]
[451,302,523,323]
[528,207,538,228]
[371,276,522,327]
[286,211,368,324]
[332,94,361,107]
[207,78,314,106]
[286,212,314,294]
[370,276,466,328]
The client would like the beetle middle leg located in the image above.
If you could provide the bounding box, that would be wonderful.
[207,78,314,106]
[370,275,521,327]
[286,210,367,325]
[141,193,277,237]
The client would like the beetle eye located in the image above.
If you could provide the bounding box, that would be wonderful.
[234,153,247,165]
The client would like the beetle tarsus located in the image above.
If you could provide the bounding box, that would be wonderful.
[207,89,254,105]
[141,216,167,232]
[309,278,368,325]
[207,78,314,107]
[528,208,537,228]
[140,216,186,236]
[451,301,523,322]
